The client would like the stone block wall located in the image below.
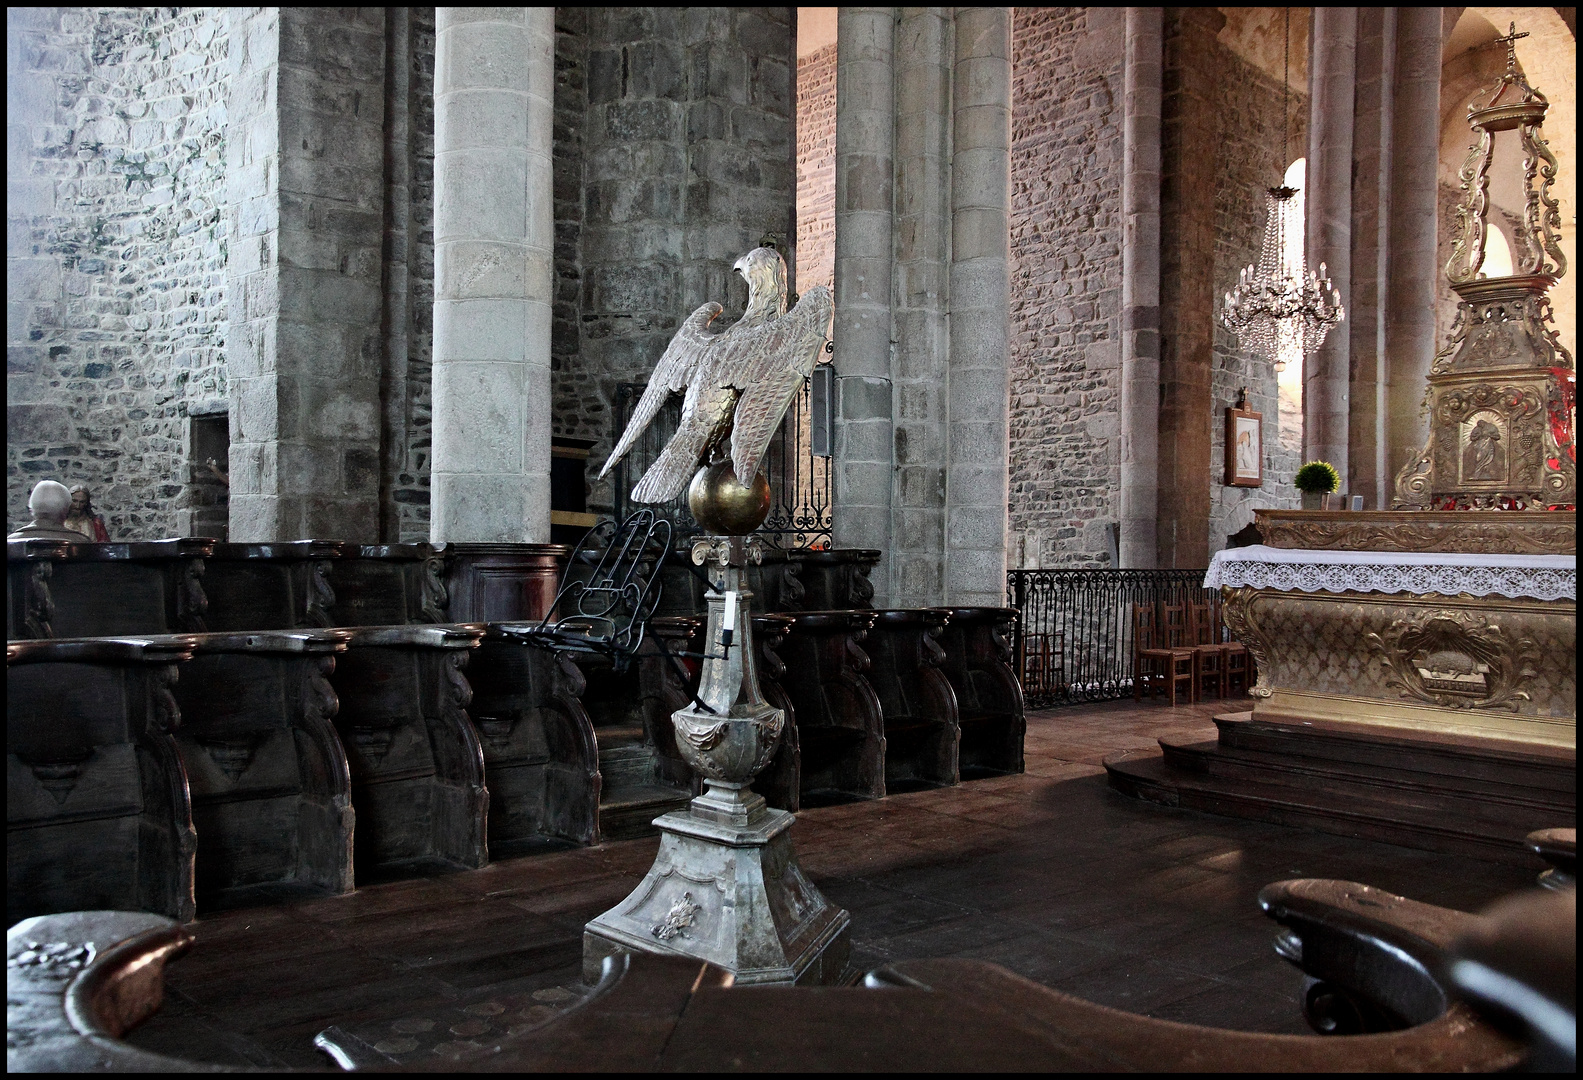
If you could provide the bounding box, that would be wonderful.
[551,8,796,517]
[549,9,590,449]
[795,42,836,293]
[7,7,230,538]
[1008,8,1124,569]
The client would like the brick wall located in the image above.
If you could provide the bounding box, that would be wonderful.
[1008,8,1125,569]
[7,7,230,538]
[795,42,836,293]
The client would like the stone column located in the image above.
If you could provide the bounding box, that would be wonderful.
[1119,8,1162,568]
[1156,8,1223,568]
[832,8,896,596]
[1384,6,1442,489]
[430,9,554,544]
[226,9,387,542]
[1304,7,1355,482]
[1348,8,1395,509]
[946,7,1012,606]
[890,8,952,606]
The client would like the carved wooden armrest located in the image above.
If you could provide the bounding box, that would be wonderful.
[7,910,225,1072]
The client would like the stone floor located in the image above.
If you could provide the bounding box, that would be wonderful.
[125,697,1536,1069]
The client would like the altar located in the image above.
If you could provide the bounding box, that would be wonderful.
[1208,539,1576,750]
[1105,511,1576,863]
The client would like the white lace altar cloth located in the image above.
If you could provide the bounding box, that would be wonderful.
[1204,545,1576,602]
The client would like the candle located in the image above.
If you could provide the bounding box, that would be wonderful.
[722,591,737,633]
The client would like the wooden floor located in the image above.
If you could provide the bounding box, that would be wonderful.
[125,696,1535,1069]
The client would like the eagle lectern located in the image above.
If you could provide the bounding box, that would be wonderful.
[582,248,852,985]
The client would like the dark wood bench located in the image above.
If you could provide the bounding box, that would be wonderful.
[12,875,1560,1072]
[309,877,1531,1070]
[547,616,699,841]
[653,547,881,618]
[206,542,450,630]
[751,612,800,812]
[466,628,601,855]
[864,609,960,791]
[774,611,886,806]
[933,607,1025,778]
[7,538,214,639]
[332,545,449,626]
[168,629,356,911]
[329,625,489,880]
[441,542,567,622]
[202,540,348,631]
[6,910,206,1073]
[7,636,199,924]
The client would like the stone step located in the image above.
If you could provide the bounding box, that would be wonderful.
[1104,745,1563,866]
[1212,712,1576,795]
[1159,731,1571,822]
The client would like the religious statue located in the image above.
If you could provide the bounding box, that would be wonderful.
[7,480,94,542]
[583,247,851,987]
[599,246,833,534]
[63,484,111,541]
[1462,418,1506,483]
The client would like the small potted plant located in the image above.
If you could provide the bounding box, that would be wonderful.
[1295,460,1340,510]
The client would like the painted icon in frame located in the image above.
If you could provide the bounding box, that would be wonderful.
[1225,391,1262,487]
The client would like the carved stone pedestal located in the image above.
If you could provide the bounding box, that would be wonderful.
[583,535,851,986]
[581,782,851,986]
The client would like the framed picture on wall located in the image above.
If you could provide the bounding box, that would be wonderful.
[1225,397,1262,487]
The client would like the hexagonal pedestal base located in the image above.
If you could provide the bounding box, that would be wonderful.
[582,786,851,986]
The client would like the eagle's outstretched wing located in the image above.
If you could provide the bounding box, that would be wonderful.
[599,302,723,480]
[728,286,833,487]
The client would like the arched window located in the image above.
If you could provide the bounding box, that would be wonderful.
[1276,158,1305,391]
[1482,222,1515,279]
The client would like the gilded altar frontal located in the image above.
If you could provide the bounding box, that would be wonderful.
[4,6,1576,1072]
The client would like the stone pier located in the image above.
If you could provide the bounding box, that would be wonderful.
[945,8,1013,606]
[1383,6,1441,491]
[1119,6,1162,569]
[226,9,388,542]
[1303,6,1354,480]
[889,8,953,608]
[429,8,555,544]
[1348,8,1396,510]
[831,8,896,602]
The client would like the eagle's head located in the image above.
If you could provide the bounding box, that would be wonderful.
[734,246,788,320]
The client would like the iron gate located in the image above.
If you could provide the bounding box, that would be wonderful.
[1007,568,1214,707]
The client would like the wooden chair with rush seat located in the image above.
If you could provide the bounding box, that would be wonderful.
[1132,603,1195,704]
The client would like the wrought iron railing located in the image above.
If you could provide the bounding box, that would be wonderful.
[613,377,833,551]
[1006,569,1214,707]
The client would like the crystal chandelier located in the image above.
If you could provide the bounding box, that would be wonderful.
[1221,9,1344,369]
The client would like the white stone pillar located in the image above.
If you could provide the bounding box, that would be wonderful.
[1349,8,1395,509]
[946,7,1012,606]
[1119,7,1162,568]
[890,8,952,606]
[1384,6,1441,489]
[1304,7,1355,481]
[832,8,896,595]
[430,8,554,543]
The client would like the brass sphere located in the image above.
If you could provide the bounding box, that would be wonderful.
[687,461,771,535]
